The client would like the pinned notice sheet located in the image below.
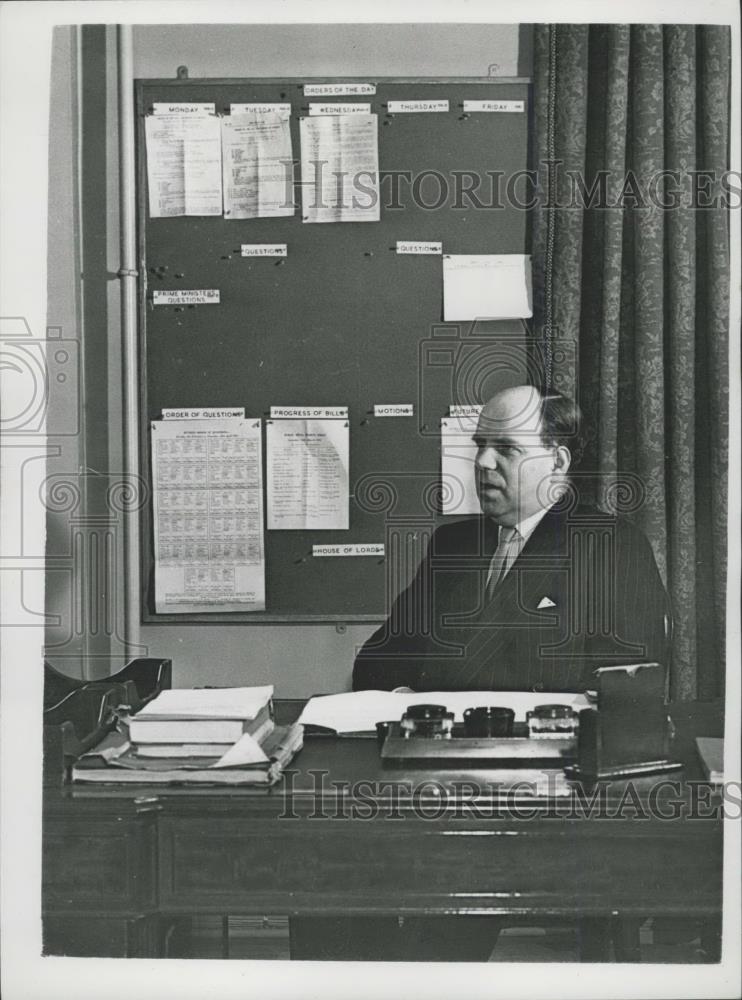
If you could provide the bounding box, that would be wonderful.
[300,114,380,223]
[442,254,533,321]
[151,418,265,612]
[145,110,222,217]
[266,418,349,529]
[221,111,295,219]
[440,414,481,515]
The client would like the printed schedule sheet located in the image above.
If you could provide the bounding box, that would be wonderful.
[151,416,266,612]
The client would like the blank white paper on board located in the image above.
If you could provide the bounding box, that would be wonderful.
[442,253,533,321]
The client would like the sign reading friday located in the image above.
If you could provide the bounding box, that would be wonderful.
[312,544,385,557]
[462,100,525,113]
[153,289,220,305]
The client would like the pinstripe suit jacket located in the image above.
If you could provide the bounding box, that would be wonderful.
[352,505,668,693]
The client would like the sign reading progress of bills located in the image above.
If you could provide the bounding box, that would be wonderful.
[312,544,385,557]
[270,406,348,419]
[387,100,449,113]
[241,244,287,257]
[153,289,220,306]
[304,83,376,96]
[463,100,525,113]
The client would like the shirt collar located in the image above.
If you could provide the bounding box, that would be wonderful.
[491,503,553,544]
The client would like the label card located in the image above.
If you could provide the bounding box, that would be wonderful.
[270,406,348,419]
[449,404,483,417]
[304,83,376,96]
[152,103,215,115]
[153,289,220,306]
[373,404,414,417]
[312,544,384,557]
[308,103,372,116]
[396,241,442,255]
[387,100,449,113]
[230,103,291,116]
[241,244,288,257]
[162,408,245,420]
[463,100,525,113]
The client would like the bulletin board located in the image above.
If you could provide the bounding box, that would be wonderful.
[136,77,531,622]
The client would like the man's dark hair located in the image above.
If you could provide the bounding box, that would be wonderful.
[538,390,584,462]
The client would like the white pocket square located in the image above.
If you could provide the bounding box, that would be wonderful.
[537,596,556,609]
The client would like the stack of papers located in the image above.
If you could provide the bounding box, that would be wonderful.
[72,723,303,786]
[298,690,590,735]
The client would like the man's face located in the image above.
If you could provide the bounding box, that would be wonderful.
[473,387,558,526]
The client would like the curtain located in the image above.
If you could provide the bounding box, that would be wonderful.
[531,24,730,699]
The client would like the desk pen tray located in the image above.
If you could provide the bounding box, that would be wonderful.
[380,722,576,767]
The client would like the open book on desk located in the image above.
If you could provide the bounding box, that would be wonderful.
[298,690,590,736]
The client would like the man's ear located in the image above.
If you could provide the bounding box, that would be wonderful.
[553,445,572,474]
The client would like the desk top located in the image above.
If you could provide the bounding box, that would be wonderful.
[48,699,725,813]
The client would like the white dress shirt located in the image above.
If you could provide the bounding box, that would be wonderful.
[485,505,553,594]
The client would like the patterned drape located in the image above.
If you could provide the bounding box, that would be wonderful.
[531,24,730,699]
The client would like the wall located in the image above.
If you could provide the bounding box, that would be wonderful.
[46,22,530,695]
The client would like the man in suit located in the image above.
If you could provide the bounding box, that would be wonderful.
[353,385,668,694]
[291,386,668,962]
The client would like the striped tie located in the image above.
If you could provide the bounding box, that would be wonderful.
[485,526,519,601]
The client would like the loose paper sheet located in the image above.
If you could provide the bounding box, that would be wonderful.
[300,114,380,223]
[151,418,265,612]
[266,418,349,529]
[145,111,222,217]
[440,414,481,515]
[221,111,295,219]
[442,254,533,321]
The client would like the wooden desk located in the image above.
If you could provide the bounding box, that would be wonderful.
[42,700,724,959]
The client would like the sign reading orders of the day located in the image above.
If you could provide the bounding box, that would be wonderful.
[153,289,220,306]
[304,83,376,96]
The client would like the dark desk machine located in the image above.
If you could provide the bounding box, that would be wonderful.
[43,659,172,786]
[379,663,681,779]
